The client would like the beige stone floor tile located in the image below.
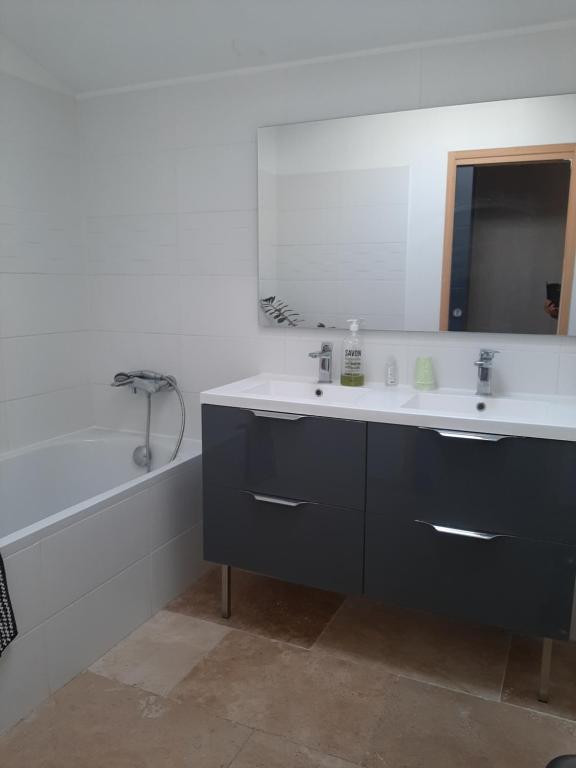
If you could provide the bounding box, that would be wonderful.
[364,674,576,768]
[172,629,395,764]
[90,609,230,696]
[314,596,511,699]
[502,636,576,720]
[0,671,251,768]
[166,567,344,648]
[230,731,361,768]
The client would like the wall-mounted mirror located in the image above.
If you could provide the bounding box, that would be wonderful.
[257,95,576,334]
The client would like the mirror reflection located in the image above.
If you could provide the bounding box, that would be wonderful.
[258,95,576,334]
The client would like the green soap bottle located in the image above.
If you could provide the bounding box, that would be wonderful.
[341,318,365,386]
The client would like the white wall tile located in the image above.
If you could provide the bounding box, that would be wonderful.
[180,276,259,336]
[87,151,176,216]
[79,89,160,157]
[3,543,44,635]
[148,525,204,615]
[44,558,151,691]
[86,213,178,275]
[183,392,202,439]
[0,275,87,337]
[0,627,49,737]
[177,142,257,212]
[90,275,181,333]
[41,495,150,617]
[2,333,88,400]
[492,349,561,396]
[556,354,576,396]
[147,462,203,550]
[178,209,257,276]
[180,334,285,392]
[4,387,92,450]
[0,402,9,454]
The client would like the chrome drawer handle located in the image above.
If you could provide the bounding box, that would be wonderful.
[250,493,311,507]
[423,428,509,442]
[415,520,502,540]
[250,410,307,421]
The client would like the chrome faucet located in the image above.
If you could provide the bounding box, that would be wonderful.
[309,342,334,383]
[474,349,499,396]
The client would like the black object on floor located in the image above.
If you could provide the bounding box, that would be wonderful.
[0,553,18,655]
[547,758,576,767]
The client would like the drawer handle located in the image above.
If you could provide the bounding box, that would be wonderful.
[415,520,502,540]
[423,428,509,442]
[250,493,311,507]
[250,410,307,421]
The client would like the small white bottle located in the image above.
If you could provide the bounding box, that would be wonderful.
[341,319,365,386]
[385,355,398,386]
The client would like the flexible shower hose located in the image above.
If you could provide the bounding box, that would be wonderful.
[169,382,186,463]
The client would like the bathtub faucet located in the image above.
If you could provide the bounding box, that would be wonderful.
[111,370,176,395]
[111,370,186,473]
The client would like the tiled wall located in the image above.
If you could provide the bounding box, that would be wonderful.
[0,73,91,451]
[2,27,576,449]
[77,23,576,438]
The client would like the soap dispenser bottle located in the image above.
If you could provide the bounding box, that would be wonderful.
[341,319,365,386]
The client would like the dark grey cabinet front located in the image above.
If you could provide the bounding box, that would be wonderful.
[365,422,576,639]
[366,423,576,546]
[202,405,576,640]
[202,404,366,510]
[204,484,364,594]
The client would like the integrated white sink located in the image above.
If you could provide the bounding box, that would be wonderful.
[201,374,576,442]
[401,392,555,422]
[241,378,368,406]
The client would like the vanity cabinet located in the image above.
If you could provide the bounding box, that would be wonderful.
[202,405,576,640]
[365,423,576,640]
[202,405,366,593]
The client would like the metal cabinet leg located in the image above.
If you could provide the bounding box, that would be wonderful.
[538,638,553,703]
[221,565,231,619]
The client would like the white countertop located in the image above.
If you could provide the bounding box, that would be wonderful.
[201,374,576,442]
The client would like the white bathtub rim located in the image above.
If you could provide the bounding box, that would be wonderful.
[0,428,202,557]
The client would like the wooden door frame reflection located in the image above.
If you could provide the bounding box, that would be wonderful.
[440,144,576,334]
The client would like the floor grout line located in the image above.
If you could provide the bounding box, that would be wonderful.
[309,595,349,649]
[498,634,513,702]
[246,724,363,767]
[222,725,255,768]
[163,596,576,722]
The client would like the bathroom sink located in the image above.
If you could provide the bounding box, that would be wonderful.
[240,379,369,406]
[401,392,556,422]
[202,375,576,439]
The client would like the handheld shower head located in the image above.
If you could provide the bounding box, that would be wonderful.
[111,372,134,387]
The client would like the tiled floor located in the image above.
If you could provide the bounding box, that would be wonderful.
[3,568,576,767]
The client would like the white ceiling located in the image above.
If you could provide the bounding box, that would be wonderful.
[1,0,576,94]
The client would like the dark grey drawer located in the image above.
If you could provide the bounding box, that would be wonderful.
[367,422,576,546]
[202,404,366,510]
[365,506,576,640]
[204,484,364,594]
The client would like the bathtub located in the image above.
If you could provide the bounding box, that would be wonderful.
[0,427,203,735]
